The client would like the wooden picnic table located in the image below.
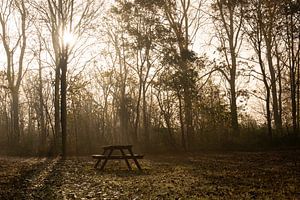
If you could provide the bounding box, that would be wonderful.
[92,145,144,170]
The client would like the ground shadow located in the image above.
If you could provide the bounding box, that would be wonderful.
[0,158,54,200]
[26,157,65,200]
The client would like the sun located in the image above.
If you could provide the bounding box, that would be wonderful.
[62,31,75,46]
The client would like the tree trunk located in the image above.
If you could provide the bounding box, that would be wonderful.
[119,34,129,144]
[38,47,47,155]
[11,88,20,149]
[60,57,68,158]
[183,86,193,149]
[258,48,272,138]
[120,88,128,143]
[142,84,149,149]
[266,40,282,134]
[54,64,60,153]
[156,92,176,148]
[177,91,186,151]
[229,72,239,136]
[216,0,241,136]
[229,5,239,136]
[262,2,282,135]
[249,0,272,138]
[133,66,142,146]
[287,13,297,136]
[297,31,300,137]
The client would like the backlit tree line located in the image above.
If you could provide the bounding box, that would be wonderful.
[0,0,299,156]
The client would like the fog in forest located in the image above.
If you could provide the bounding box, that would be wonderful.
[0,0,299,156]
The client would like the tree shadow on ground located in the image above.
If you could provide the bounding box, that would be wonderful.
[0,157,51,200]
[26,157,64,200]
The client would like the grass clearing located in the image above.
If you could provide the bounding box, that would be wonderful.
[0,150,299,199]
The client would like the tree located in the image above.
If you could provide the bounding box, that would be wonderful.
[161,0,205,149]
[34,0,101,157]
[244,0,273,137]
[0,0,28,151]
[261,0,283,134]
[282,0,300,136]
[112,0,163,149]
[212,0,245,136]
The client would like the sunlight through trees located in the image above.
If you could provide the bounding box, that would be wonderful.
[0,0,299,155]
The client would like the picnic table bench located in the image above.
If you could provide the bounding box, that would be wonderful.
[92,145,144,170]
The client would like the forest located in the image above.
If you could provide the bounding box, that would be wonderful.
[0,0,299,199]
[0,0,299,155]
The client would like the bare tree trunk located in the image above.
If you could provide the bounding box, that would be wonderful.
[276,53,283,133]
[142,83,149,149]
[142,50,152,150]
[297,31,300,137]
[134,77,142,145]
[177,91,186,151]
[229,71,239,135]
[266,40,282,134]
[54,65,60,152]
[156,91,176,148]
[183,85,193,149]
[120,34,129,143]
[37,42,47,155]
[11,89,20,147]
[60,56,68,158]
[120,86,128,143]
[259,47,272,138]
[260,52,272,138]
[228,2,239,136]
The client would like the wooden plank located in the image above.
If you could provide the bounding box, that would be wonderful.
[92,154,144,160]
[92,155,106,159]
[102,145,133,150]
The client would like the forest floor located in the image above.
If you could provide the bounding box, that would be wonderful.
[0,150,299,199]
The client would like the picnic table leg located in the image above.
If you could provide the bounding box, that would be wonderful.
[120,149,132,170]
[128,148,142,170]
[100,149,113,170]
[94,149,107,168]
[94,159,101,168]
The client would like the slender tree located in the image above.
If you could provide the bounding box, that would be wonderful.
[244,0,272,137]
[282,0,300,136]
[0,0,28,150]
[212,0,245,136]
[261,0,283,134]
[161,0,204,149]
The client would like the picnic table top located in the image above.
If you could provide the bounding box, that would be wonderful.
[102,145,133,150]
[92,154,144,159]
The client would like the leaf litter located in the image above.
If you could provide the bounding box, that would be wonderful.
[0,150,299,199]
